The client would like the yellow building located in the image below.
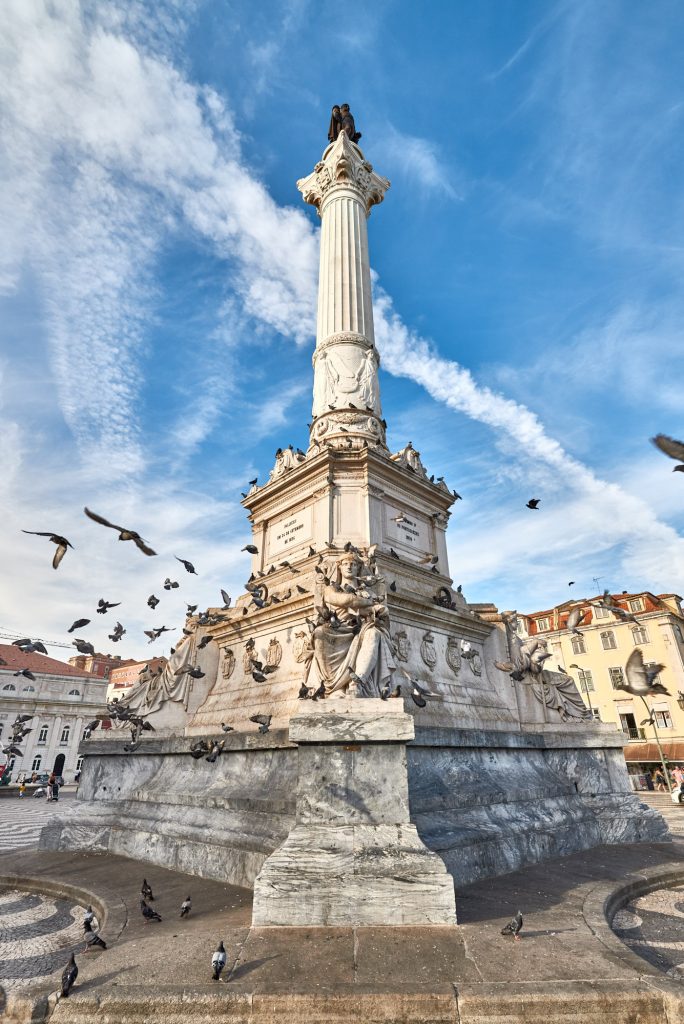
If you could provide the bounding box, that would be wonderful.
[518,592,684,788]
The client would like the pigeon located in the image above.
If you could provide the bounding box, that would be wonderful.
[144,626,173,643]
[163,579,179,590]
[147,595,160,609]
[68,618,91,633]
[72,639,95,655]
[180,896,192,918]
[568,581,575,586]
[141,878,155,901]
[419,554,439,565]
[83,905,95,927]
[2,744,24,758]
[140,899,162,923]
[187,667,206,679]
[176,556,198,575]
[61,953,78,996]
[298,682,311,699]
[13,714,33,725]
[220,590,231,609]
[566,607,586,636]
[614,648,669,696]
[242,544,259,554]
[84,507,157,555]
[526,499,540,510]
[108,622,126,642]
[197,636,213,651]
[212,940,227,980]
[611,605,639,625]
[83,918,107,950]
[13,668,36,681]
[190,740,210,759]
[501,910,523,940]
[12,638,48,654]
[295,585,308,594]
[220,723,234,733]
[205,740,225,763]
[252,670,267,683]
[279,561,299,573]
[651,433,684,472]
[21,530,73,569]
[97,598,121,614]
[250,714,272,734]
[308,546,316,556]
[389,548,400,559]
[392,514,407,524]
[389,581,397,592]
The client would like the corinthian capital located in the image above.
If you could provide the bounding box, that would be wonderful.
[297,133,390,217]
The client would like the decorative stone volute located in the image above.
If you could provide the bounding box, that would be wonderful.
[296,132,390,216]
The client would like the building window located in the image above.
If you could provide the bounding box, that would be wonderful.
[577,668,594,693]
[2,683,16,692]
[76,756,84,771]
[67,689,81,697]
[38,725,49,744]
[22,685,35,692]
[589,708,601,721]
[629,598,644,612]
[632,626,649,645]
[31,755,42,772]
[60,726,70,744]
[536,617,549,631]
[103,667,110,678]
[601,630,617,650]
[571,635,586,655]
[609,667,625,689]
[594,606,609,619]
[654,710,673,729]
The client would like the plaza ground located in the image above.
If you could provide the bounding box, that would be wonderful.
[0,792,683,1022]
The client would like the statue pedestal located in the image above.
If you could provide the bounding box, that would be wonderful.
[251,699,457,926]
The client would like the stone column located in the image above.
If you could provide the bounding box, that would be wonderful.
[251,699,457,926]
[297,134,390,452]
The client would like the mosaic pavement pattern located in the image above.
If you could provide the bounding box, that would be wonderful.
[0,887,87,989]
[0,791,75,852]
[612,883,684,980]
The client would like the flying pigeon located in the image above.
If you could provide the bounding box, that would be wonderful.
[220,590,231,609]
[250,714,272,734]
[21,530,73,569]
[97,598,121,615]
[501,910,523,940]
[68,618,91,633]
[566,607,587,636]
[176,556,198,574]
[212,940,227,981]
[163,579,179,591]
[61,953,78,997]
[526,498,540,510]
[651,433,684,472]
[140,899,162,923]
[189,739,210,759]
[84,507,157,555]
[147,595,160,609]
[614,648,668,696]
[12,638,47,654]
[205,740,225,763]
[241,544,259,554]
[13,668,36,681]
[72,639,95,655]
[180,896,192,918]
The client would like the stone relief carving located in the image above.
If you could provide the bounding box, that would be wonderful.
[269,446,306,482]
[392,629,411,663]
[390,442,428,479]
[110,632,206,719]
[420,631,437,670]
[294,630,313,664]
[267,638,283,668]
[497,618,591,722]
[243,639,256,674]
[313,346,381,416]
[222,649,235,679]
[446,636,461,675]
[299,546,402,699]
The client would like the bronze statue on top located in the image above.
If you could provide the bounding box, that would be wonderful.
[328,103,362,144]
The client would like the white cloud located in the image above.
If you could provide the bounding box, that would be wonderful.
[374,123,462,201]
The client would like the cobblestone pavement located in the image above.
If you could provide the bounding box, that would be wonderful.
[0,886,86,989]
[0,790,76,852]
[613,883,684,980]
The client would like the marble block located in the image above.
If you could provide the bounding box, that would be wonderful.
[251,703,457,927]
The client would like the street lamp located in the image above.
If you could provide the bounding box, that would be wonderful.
[569,664,593,715]
[639,696,673,794]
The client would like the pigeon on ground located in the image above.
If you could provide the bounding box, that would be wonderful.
[501,910,523,940]
[13,668,36,681]
[84,507,157,555]
[242,544,259,554]
[83,918,107,950]
[147,595,160,609]
[72,639,95,655]
[180,896,192,918]
[68,618,91,633]
[526,498,540,510]
[250,714,272,734]
[140,899,162,923]
[651,434,684,472]
[163,579,179,591]
[212,940,227,980]
[176,556,198,574]
[61,953,78,996]
[389,548,400,559]
[205,740,225,763]
[141,878,155,901]
[614,648,669,696]
[21,530,73,569]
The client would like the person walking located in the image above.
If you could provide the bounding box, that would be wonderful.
[52,772,60,802]
[47,771,56,802]
[655,769,667,792]
[18,780,26,798]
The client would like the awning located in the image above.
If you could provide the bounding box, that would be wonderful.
[623,741,684,763]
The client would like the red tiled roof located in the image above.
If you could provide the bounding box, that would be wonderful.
[0,644,101,679]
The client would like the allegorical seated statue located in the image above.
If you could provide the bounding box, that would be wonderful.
[328,103,362,144]
[301,548,399,698]
[111,633,196,720]
[497,617,589,722]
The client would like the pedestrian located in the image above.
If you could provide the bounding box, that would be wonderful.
[655,769,667,792]
[47,771,56,801]
[673,766,684,787]
[52,772,60,802]
[18,781,26,798]
[31,772,38,784]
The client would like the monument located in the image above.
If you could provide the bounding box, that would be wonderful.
[41,107,667,925]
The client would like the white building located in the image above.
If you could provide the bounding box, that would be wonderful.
[0,644,108,783]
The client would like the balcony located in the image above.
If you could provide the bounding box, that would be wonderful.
[622,727,646,741]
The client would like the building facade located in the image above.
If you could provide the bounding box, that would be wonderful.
[517,592,684,785]
[0,645,108,783]
[106,657,167,702]
[68,651,130,680]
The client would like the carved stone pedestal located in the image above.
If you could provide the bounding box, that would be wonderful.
[251,699,457,926]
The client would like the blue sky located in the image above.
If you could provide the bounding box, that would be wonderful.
[1,0,683,661]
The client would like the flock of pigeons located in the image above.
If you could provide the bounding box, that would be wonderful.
[1,712,33,763]
[61,877,229,997]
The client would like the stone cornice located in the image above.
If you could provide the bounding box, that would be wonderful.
[297,134,390,217]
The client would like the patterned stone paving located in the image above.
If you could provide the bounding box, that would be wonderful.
[0,887,87,988]
[612,883,684,980]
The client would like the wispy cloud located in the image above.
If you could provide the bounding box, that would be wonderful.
[374,123,462,201]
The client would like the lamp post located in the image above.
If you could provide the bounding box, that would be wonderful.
[569,664,593,716]
[640,695,672,794]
